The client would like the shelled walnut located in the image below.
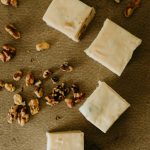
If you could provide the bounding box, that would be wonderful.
[25,72,34,86]
[4,83,16,92]
[13,93,25,106]
[28,99,40,115]
[13,70,23,81]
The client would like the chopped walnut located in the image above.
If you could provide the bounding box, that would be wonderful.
[25,72,34,86]
[43,69,53,79]
[45,96,59,106]
[5,24,20,39]
[0,44,16,62]
[7,104,18,124]
[0,80,4,90]
[1,0,18,7]
[65,98,74,108]
[34,80,42,87]
[28,99,40,115]
[124,0,141,17]
[4,83,16,92]
[34,86,43,98]
[51,76,59,84]
[36,42,50,51]
[60,62,73,72]
[17,106,29,126]
[13,70,23,81]
[114,0,120,3]
[13,93,25,106]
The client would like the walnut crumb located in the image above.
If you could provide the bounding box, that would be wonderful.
[60,62,73,72]
[65,98,74,108]
[4,83,16,92]
[36,42,50,51]
[28,99,40,115]
[13,70,23,81]
[25,72,34,86]
[13,93,25,106]
[34,86,43,98]
[43,69,53,79]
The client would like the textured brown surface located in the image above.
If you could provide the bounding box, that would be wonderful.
[0,0,150,150]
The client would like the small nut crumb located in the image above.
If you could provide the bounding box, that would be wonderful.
[25,72,34,86]
[73,92,85,103]
[5,24,20,39]
[0,80,5,90]
[43,69,53,79]
[1,0,18,7]
[60,62,73,72]
[45,96,59,106]
[124,0,141,17]
[13,70,23,81]
[18,106,29,126]
[51,76,59,84]
[4,83,15,92]
[34,80,42,87]
[7,104,18,124]
[65,98,74,108]
[0,44,16,62]
[114,0,120,3]
[36,42,50,51]
[34,86,43,98]
[28,99,40,115]
[13,93,25,106]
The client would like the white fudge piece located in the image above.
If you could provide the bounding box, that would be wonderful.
[46,131,84,150]
[85,19,142,76]
[79,81,130,133]
[43,0,95,42]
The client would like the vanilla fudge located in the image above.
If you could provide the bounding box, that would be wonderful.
[85,19,142,76]
[46,131,84,150]
[43,0,95,42]
[79,81,130,133]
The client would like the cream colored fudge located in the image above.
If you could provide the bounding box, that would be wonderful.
[79,81,130,133]
[43,0,95,42]
[46,131,84,150]
[85,18,142,76]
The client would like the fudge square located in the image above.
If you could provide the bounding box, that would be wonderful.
[79,81,130,133]
[43,0,95,42]
[46,131,84,150]
[85,18,142,76]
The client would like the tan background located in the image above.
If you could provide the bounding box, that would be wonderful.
[0,0,150,150]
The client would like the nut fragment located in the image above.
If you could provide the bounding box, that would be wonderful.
[0,80,4,90]
[43,69,53,79]
[18,106,29,126]
[51,76,59,84]
[114,0,120,3]
[0,44,16,62]
[25,72,34,86]
[36,42,50,51]
[7,104,18,124]
[34,80,42,87]
[34,87,43,98]
[5,24,20,39]
[124,0,141,17]
[1,0,18,7]
[13,70,23,81]
[45,95,59,106]
[65,98,74,108]
[60,62,73,72]
[28,99,40,115]
[13,94,25,106]
[4,83,15,92]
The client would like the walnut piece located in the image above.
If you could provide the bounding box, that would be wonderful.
[4,83,15,92]
[13,70,23,81]
[5,24,20,39]
[13,93,25,106]
[0,44,16,62]
[7,104,18,124]
[28,99,40,115]
[36,42,50,51]
[1,0,18,7]
[65,98,74,108]
[60,62,73,72]
[34,80,42,87]
[18,106,29,126]
[45,96,59,106]
[25,72,34,86]
[43,69,53,79]
[114,0,120,3]
[34,86,43,98]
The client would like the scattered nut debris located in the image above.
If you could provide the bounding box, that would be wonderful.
[45,95,59,106]
[0,80,4,90]
[13,93,25,106]
[25,72,34,86]
[18,106,29,126]
[7,104,18,124]
[55,115,62,120]
[51,76,59,84]
[0,44,16,62]
[1,0,18,7]
[28,99,40,115]
[13,70,23,81]
[36,42,50,51]
[34,86,43,98]
[43,69,53,79]
[114,0,120,3]
[124,0,141,17]
[60,62,73,72]
[34,80,42,87]
[4,83,16,92]
[5,24,20,39]
[65,98,74,108]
